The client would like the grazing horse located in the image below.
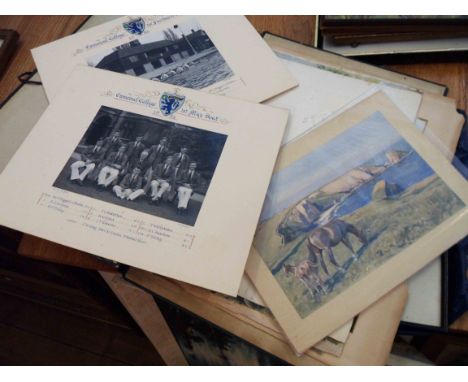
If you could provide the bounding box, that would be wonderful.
[284,258,326,297]
[307,219,366,276]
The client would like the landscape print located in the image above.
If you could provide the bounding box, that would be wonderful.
[254,111,465,318]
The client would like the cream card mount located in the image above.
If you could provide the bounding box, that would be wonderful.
[0,66,288,296]
[32,16,297,103]
[263,33,464,158]
[246,91,468,354]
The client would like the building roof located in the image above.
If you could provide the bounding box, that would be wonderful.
[186,30,206,40]
[96,39,178,67]
[96,30,205,68]
[120,39,176,57]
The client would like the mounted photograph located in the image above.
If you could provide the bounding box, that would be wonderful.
[53,106,228,226]
[87,18,234,90]
[32,16,298,103]
[0,29,19,80]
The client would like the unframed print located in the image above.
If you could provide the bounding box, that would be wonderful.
[246,91,468,353]
[54,106,227,226]
[259,36,423,342]
[31,16,297,102]
[0,66,288,296]
[255,111,465,318]
[86,18,234,90]
[260,33,465,339]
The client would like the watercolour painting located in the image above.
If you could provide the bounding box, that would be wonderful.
[254,111,465,318]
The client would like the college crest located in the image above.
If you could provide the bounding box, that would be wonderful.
[160,92,186,116]
[123,17,146,35]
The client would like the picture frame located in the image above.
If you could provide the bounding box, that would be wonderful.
[263,32,448,96]
[0,29,19,79]
[316,16,468,65]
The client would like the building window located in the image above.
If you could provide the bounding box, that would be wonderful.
[171,53,182,62]
[143,63,154,72]
[129,55,139,63]
[133,65,146,76]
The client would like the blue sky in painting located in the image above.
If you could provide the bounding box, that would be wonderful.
[260,111,411,221]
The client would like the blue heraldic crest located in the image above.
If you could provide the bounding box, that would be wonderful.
[123,17,146,35]
[160,93,186,116]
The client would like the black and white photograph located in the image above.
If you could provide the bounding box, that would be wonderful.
[87,18,235,90]
[53,106,228,226]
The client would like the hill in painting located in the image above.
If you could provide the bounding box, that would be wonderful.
[254,174,465,318]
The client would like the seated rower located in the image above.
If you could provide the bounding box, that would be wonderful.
[131,149,152,174]
[102,131,123,159]
[149,137,169,167]
[145,156,175,203]
[113,167,145,201]
[70,139,105,185]
[175,161,204,213]
[127,136,147,165]
[97,145,128,188]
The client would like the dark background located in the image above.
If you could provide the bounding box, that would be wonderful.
[79,106,227,182]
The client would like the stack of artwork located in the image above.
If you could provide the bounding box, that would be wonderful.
[0,16,467,363]
[246,91,468,353]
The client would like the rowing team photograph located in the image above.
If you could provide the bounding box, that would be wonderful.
[53,106,228,226]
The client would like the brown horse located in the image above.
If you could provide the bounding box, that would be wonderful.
[284,259,326,297]
[284,219,366,297]
[307,219,366,276]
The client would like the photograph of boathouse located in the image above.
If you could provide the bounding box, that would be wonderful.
[88,18,234,89]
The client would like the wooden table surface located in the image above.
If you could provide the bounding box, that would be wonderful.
[0,16,89,103]
[1,15,467,329]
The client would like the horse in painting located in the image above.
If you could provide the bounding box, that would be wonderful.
[307,219,366,276]
[284,219,366,297]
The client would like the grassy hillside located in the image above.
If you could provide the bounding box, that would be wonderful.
[255,191,346,270]
[254,175,465,318]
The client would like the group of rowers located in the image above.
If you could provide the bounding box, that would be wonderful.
[69,130,205,213]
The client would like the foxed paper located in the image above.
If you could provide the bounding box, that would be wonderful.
[265,50,422,145]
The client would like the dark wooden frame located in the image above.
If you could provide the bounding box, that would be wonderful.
[316,16,468,65]
[0,29,19,79]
